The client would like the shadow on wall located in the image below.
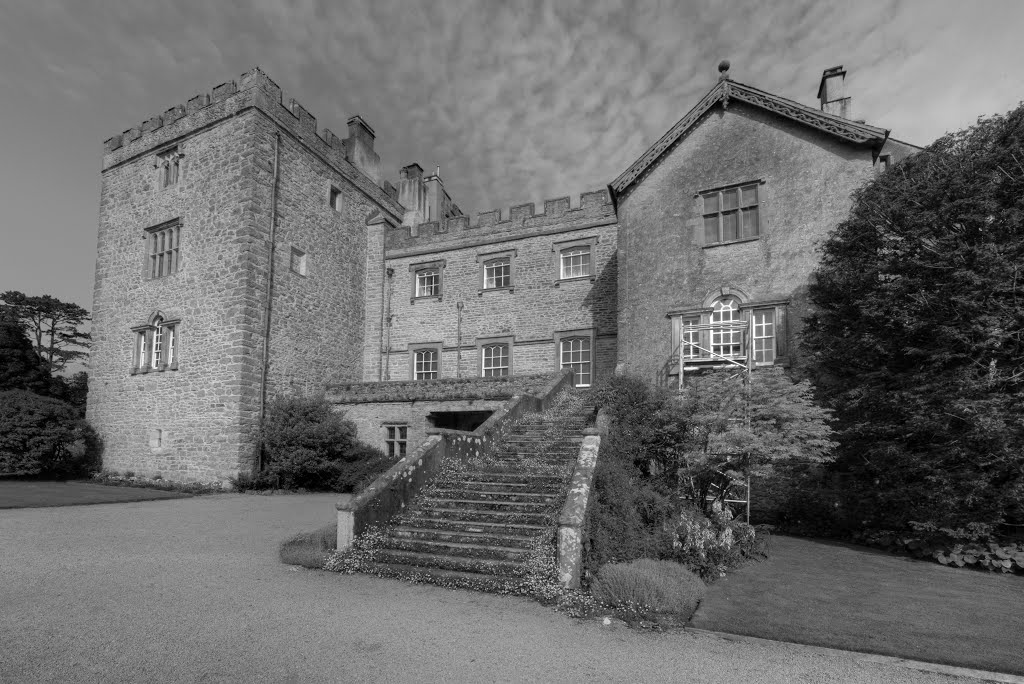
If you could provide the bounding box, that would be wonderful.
[581,250,618,322]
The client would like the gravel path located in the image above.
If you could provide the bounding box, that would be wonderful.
[1,494,972,683]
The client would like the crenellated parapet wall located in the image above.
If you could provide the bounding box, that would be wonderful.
[385,188,617,254]
[101,66,403,220]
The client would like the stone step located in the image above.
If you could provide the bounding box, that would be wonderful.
[381,536,533,561]
[372,548,526,576]
[418,497,553,514]
[364,562,528,593]
[393,516,550,536]
[460,479,564,493]
[390,525,540,548]
[403,506,552,526]
[427,488,560,504]
[459,471,565,484]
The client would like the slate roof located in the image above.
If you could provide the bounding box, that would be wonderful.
[610,78,891,199]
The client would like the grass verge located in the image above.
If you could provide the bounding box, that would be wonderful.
[0,479,190,508]
[689,534,1024,675]
[279,523,337,568]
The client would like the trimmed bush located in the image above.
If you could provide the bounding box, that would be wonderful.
[257,395,393,492]
[0,389,101,478]
[592,559,706,624]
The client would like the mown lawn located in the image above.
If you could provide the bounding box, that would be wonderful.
[0,480,190,508]
[690,534,1024,675]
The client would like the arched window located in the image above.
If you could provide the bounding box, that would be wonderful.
[414,348,438,380]
[710,297,742,358]
[132,314,178,373]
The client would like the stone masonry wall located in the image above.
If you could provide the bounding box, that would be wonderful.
[366,191,619,383]
[616,102,879,384]
[88,68,396,481]
[335,398,508,456]
[88,112,265,481]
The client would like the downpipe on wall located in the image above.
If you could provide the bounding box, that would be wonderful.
[256,131,281,473]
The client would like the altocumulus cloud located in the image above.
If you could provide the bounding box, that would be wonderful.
[2,0,1024,217]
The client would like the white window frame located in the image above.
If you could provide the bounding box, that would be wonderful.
[552,236,598,284]
[477,336,513,378]
[410,260,445,301]
[132,315,179,373]
[411,344,441,380]
[559,336,592,387]
[477,249,516,293]
[484,257,511,289]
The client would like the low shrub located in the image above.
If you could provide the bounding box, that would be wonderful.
[592,559,706,625]
[852,521,1024,574]
[0,389,101,478]
[279,524,337,569]
[672,505,770,582]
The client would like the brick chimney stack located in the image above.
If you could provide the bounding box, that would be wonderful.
[345,115,381,183]
[817,66,850,119]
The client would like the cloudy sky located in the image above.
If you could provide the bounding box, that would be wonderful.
[1,0,1023,310]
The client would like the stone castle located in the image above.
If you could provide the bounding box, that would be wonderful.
[87,62,919,482]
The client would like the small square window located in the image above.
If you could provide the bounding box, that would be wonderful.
[560,247,591,279]
[410,260,445,300]
[385,425,408,458]
[416,269,440,297]
[484,257,511,289]
[290,247,307,276]
[329,186,343,212]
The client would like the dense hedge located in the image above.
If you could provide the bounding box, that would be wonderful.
[238,395,394,492]
[0,389,101,478]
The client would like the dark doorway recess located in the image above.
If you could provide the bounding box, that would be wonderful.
[427,411,493,432]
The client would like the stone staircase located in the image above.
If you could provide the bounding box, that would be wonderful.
[364,390,594,591]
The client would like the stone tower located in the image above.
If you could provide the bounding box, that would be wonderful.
[87,67,403,482]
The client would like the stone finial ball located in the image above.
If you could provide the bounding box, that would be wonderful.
[718,60,731,73]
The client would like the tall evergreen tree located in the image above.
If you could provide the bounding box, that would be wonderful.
[0,291,90,374]
[803,105,1024,530]
[0,308,49,393]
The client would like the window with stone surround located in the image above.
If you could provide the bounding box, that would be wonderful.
[555,330,594,387]
[553,236,598,283]
[478,336,513,377]
[132,314,179,373]
[668,291,788,371]
[156,147,182,189]
[410,260,445,301]
[701,182,760,245]
[146,219,181,279]
[484,257,511,288]
[478,249,516,292]
[329,186,343,212]
[384,424,408,458]
[410,343,441,380]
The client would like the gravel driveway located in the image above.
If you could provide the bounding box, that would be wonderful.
[0,494,972,683]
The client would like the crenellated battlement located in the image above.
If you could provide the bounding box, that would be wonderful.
[102,67,401,217]
[385,189,617,253]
